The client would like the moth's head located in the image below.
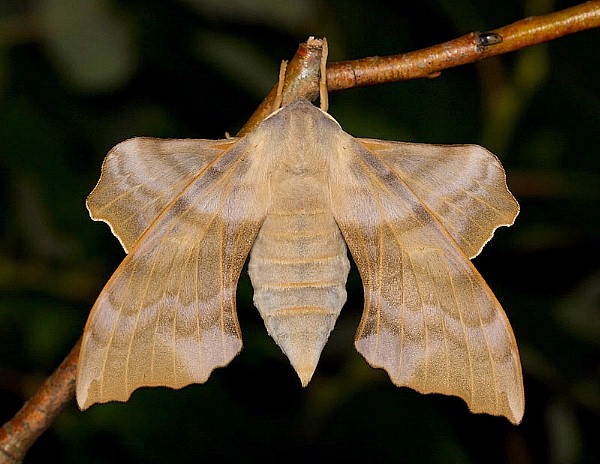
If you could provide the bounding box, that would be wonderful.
[261,98,341,133]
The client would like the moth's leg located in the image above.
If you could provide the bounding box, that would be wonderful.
[319,38,329,112]
[272,60,288,112]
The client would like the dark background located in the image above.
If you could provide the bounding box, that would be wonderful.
[1,0,598,462]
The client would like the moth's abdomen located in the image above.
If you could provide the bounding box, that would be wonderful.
[249,209,348,311]
[248,206,350,385]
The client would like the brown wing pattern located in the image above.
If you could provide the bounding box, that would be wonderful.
[87,137,236,252]
[329,133,524,424]
[76,136,269,409]
[358,139,519,258]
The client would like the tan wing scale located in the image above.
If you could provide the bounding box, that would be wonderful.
[87,137,236,252]
[77,135,268,409]
[328,129,524,424]
[358,139,519,258]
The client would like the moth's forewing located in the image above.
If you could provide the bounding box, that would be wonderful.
[77,135,268,409]
[325,109,523,424]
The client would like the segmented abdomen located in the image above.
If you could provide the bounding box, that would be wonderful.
[248,199,350,384]
[250,207,349,314]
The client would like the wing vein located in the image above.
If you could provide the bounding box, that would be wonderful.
[195,240,202,376]
[374,220,384,356]
[94,181,144,212]
[126,250,163,391]
[99,259,138,402]
[175,238,199,384]
[444,257,475,405]
[219,202,226,358]
[405,236,429,385]
[471,273,500,412]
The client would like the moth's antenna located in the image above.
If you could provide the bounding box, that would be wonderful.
[272,60,288,112]
[319,38,329,112]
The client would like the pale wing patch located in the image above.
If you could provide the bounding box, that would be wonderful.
[358,139,519,259]
[87,137,237,252]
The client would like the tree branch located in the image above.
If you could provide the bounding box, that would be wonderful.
[0,339,80,463]
[236,1,600,132]
[1,2,598,461]
[327,1,600,90]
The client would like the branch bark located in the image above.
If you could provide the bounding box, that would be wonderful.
[327,1,600,90]
[238,1,600,133]
[1,2,598,461]
[0,339,80,464]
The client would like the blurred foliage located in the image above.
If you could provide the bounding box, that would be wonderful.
[0,0,598,462]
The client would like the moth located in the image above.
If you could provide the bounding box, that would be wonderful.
[77,97,524,424]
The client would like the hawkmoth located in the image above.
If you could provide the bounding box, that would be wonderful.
[77,73,523,425]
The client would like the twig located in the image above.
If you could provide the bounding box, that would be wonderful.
[243,1,600,128]
[1,2,598,461]
[237,36,325,135]
[0,339,80,464]
[327,1,600,90]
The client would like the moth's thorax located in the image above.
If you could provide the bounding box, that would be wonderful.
[248,125,350,384]
[257,99,341,176]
